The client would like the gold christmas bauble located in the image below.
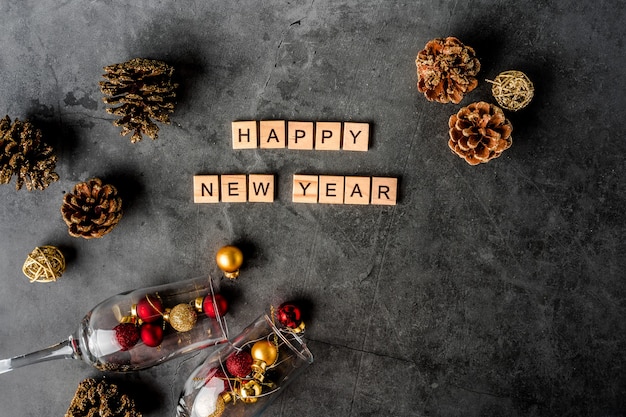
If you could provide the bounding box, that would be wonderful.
[239,380,262,404]
[215,245,243,279]
[167,303,197,332]
[251,340,278,366]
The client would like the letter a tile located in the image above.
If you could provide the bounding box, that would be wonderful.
[344,176,371,205]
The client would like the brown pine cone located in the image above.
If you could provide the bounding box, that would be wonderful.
[0,115,59,190]
[100,58,178,143]
[65,378,141,417]
[61,178,123,239]
[416,37,480,104]
[448,101,513,165]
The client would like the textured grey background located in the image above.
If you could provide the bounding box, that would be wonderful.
[1,1,625,416]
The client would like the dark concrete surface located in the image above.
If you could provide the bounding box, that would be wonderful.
[1,1,625,416]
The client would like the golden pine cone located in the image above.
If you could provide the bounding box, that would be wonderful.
[65,378,141,417]
[0,115,59,190]
[448,101,513,165]
[61,178,123,239]
[416,37,480,104]
[100,58,178,143]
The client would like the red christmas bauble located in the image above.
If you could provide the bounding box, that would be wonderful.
[277,303,302,329]
[140,323,164,347]
[114,323,140,351]
[225,350,253,378]
[136,295,163,323]
[203,293,229,319]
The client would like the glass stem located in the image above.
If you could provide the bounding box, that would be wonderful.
[0,336,78,375]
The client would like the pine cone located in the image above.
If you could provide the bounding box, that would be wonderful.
[416,37,480,104]
[448,101,513,165]
[65,378,142,417]
[100,58,178,143]
[0,115,59,190]
[61,178,123,239]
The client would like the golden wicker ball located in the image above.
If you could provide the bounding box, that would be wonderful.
[22,245,66,283]
[487,70,534,111]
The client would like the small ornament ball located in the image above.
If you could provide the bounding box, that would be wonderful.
[216,245,243,279]
[203,293,229,319]
[225,350,253,378]
[114,323,140,351]
[140,323,164,347]
[168,303,198,332]
[135,295,163,323]
[277,303,303,329]
[251,340,278,367]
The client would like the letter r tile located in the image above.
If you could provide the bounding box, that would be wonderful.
[371,177,398,205]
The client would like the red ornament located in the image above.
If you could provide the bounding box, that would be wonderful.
[140,323,164,347]
[203,293,229,319]
[225,350,253,378]
[114,323,140,351]
[136,295,163,323]
[277,303,302,329]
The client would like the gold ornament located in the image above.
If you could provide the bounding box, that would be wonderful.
[216,245,243,279]
[487,70,534,111]
[239,380,262,404]
[22,246,66,283]
[166,303,197,332]
[251,340,278,381]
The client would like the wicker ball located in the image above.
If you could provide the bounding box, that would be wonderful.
[22,246,66,283]
[488,70,534,111]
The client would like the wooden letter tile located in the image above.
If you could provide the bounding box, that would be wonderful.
[344,176,371,205]
[248,174,275,202]
[292,174,319,203]
[318,175,345,204]
[314,122,342,151]
[342,122,370,152]
[370,177,398,205]
[232,121,258,149]
[221,175,247,202]
[287,121,314,150]
[193,175,220,203]
[260,120,286,149]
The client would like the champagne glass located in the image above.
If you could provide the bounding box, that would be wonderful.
[177,311,313,417]
[0,275,229,374]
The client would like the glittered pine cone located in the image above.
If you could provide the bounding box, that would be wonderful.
[416,37,480,104]
[65,378,142,417]
[100,58,178,143]
[0,115,59,190]
[61,178,123,239]
[448,101,513,165]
